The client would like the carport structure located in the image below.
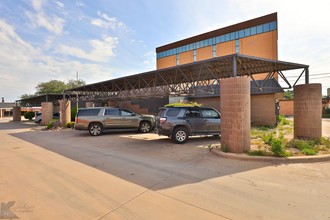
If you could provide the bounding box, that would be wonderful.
[66,53,320,153]
[65,54,309,101]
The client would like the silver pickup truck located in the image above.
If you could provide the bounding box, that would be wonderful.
[74,107,155,136]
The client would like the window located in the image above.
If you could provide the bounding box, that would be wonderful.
[230,32,235,40]
[216,36,221,44]
[166,108,181,117]
[270,21,277,31]
[120,109,134,116]
[105,109,119,116]
[251,26,257,35]
[239,30,245,38]
[257,25,263,34]
[244,28,251,37]
[220,35,225,42]
[176,54,180,65]
[193,50,197,61]
[201,109,220,118]
[263,23,270,32]
[212,45,216,58]
[235,39,239,53]
[186,109,200,118]
[78,109,100,116]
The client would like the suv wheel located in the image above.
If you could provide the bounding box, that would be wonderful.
[89,123,103,136]
[172,127,189,144]
[139,121,151,133]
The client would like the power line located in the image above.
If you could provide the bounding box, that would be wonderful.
[285,72,330,78]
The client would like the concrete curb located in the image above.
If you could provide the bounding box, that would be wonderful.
[212,149,330,163]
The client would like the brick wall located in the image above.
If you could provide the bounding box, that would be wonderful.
[251,94,276,126]
[279,100,293,116]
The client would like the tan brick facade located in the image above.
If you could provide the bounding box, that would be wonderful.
[251,94,276,126]
[41,102,53,126]
[279,100,294,116]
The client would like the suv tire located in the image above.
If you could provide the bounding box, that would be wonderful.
[172,127,189,144]
[89,123,103,136]
[139,121,151,133]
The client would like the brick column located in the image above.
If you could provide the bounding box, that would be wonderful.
[59,99,71,125]
[41,102,53,126]
[13,106,21,121]
[220,77,251,153]
[294,84,322,139]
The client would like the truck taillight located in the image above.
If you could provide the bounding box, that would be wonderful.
[160,117,167,124]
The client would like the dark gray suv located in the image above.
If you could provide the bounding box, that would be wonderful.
[155,106,221,143]
[75,107,155,136]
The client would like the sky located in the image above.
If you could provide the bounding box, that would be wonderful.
[0,0,330,102]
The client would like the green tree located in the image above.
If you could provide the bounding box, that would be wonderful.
[284,90,294,100]
[35,80,67,94]
[66,79,86,89]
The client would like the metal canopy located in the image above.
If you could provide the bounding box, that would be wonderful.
[16,94,68,107]
[65,53,309,101]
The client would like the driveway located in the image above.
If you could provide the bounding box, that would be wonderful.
[0,118,330,219]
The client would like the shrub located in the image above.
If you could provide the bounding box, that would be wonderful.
[47,119,61,130]
[278,115,290,125]
[320,137,330,149]
[301,148,316,155]
[66,122,75,128]
[71,106,78,122]
[24,111,35,120]
[248,150,269,156]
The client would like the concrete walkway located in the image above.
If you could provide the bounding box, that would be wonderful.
[1,118,330,219]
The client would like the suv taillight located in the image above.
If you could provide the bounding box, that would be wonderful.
[160,117,167,124]
[75,117,78,123]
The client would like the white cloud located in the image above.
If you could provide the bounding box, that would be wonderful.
[57,35,118,62]
[91,11,127,30]
[26,10,65,35]
[0,20,114,101]
[31,0,46,11]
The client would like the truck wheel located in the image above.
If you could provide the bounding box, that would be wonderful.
[172,127,189,144]
[88,123,103,136]
[139,121,151,133]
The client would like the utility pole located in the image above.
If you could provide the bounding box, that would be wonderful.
[76,71,79,110]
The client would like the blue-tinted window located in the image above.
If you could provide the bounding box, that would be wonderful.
[204,39,208,47]
[216,36,221,44]
[193,50,196,61]
[235,39,239,53]
[212,38,215,44]
[212,45,216,57]
[230,32,235,40]
[225,33,230,41]
[245,28,251,37]
[251,26,257,35]
[257,25,263,34]
[200,40,204,47]
[220,35,225,42]
[239,30,245,38]
[235,31,239,39]
[270,21,277,30]
[263,23,270,32]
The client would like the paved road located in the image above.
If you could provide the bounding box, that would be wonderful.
[0,118,330,219]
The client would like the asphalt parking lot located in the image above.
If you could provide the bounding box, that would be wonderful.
[1,118,330,219]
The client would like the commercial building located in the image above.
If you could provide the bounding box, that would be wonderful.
[156,13,281,126]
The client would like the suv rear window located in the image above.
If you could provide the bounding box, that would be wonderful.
[77,109,100,116]
[165,108,181,117]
